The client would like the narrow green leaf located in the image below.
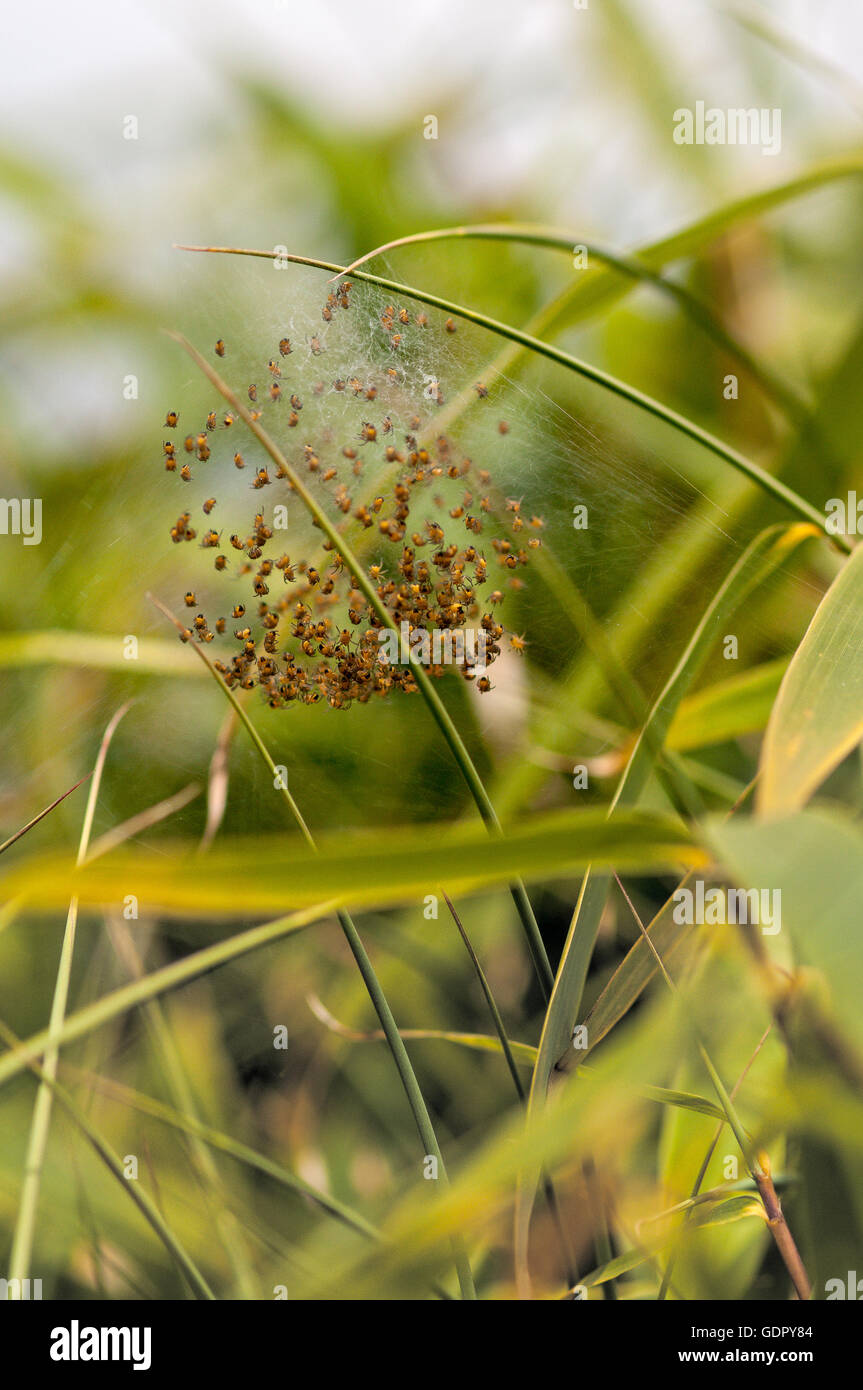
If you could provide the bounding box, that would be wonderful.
[0,806,706,918]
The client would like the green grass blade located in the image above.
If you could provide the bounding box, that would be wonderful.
[666,658,788,753]
[0,807,706,917]
[339,222,810,426]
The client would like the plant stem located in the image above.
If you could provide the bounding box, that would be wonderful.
[658,1023,771,1299]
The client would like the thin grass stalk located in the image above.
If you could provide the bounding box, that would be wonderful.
[657,1023,772,1300]
[68,1065,380,1240]
[0,776,91,858]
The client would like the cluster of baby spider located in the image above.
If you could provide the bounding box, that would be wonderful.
[161,288,541,709]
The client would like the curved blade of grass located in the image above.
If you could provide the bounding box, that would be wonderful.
[515,523,816,1291]
[309,998,724,1118]
[402,159,863,499]
[308,1000,538,1070]
[336,222,811,427]
[0,1019,214,1300]
[176,250,840,546]
[540,154,863,337]
[200,708,236,852]
[324,159,863,566]
[759,542,863,815]
[165,336,552,999]
[8,702,131,1291]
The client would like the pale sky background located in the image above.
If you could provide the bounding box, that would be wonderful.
[2,0,862,457]
[2,0,862,241]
